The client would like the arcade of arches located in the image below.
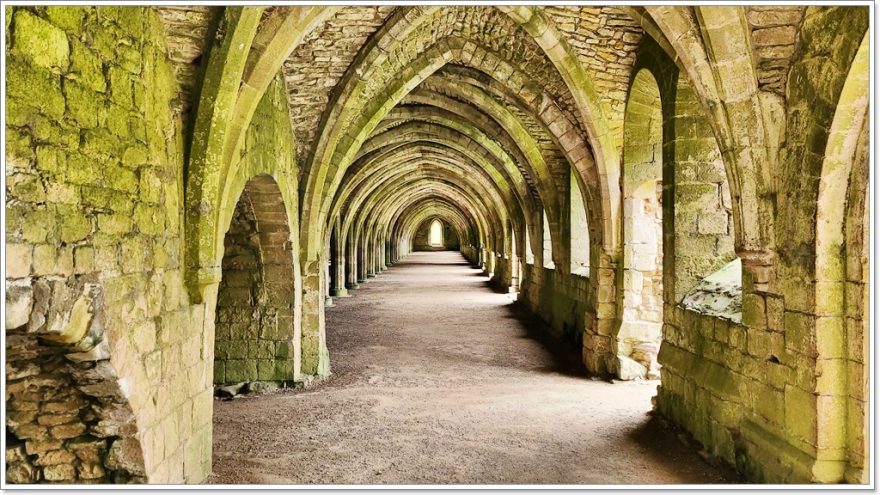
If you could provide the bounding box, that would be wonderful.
[3,4,871,485]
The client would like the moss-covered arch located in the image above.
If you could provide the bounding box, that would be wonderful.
[352,124,527,218]
[340,160,510,244]
[302,31,607,260]
[616,66,665,375]
[631,6,778,278]
[214,175,299,385]
[392,199,484,258]
[184,7,331,299]
[811,31,869,483]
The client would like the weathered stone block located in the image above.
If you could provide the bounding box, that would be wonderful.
[747,328,771,359]
[44,6,87,32]
[64,79,102,128]
[784,385,816,442]
[6,460,38,484]
[33,449,76,467]
[12,10,70,71]
[78,463,105,480]
[43,463,77,481]
[50,422,87,440]
[224,360,257,383]
[68,437,107,464]
[69,39,106,92]
[106,437,146,476]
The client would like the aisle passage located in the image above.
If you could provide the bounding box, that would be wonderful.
[209,252,737,484]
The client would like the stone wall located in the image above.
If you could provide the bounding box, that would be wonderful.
[518,266,591,348]
[5,6,212,483]
[4,7,298,484]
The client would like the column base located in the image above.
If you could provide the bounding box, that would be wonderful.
[332,287,350,297]
[324,296,334,307]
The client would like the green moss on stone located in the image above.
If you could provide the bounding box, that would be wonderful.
[81,128,121,160]
[44,6,88,33]
[108,66,133,107]
[57,205,93,243]
[272,359,294,381]
[6,59,65,119]
[122,145,149,168]
[69,39,106,92]
[5,127,36,162]
[103,164,138,193]
[106,104,131,138]
[22,207,57,244]
[67,154,105,187]
[12,10,69,71]
[63,79,102,128]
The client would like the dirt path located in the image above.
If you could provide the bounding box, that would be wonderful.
[208,251,738,485]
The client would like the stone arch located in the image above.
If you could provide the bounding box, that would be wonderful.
[616,67,664,378]
[302,29,606,260]
[184,7,333,299]
[397,202,474,250]
[498,6,621,256]
[412,217,453,251]
[349,171,502,251]
[569,168,590,276]
[605,37,740,379]
[813,32,869,483]
[213,175,298,387]
[392,200,480,262]
[631,7,792,286]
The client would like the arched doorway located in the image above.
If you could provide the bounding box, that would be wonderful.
[214,175,297,389]
[429,219,444,247]
[618,68,664,379]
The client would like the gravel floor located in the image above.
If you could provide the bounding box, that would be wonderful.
[208,251,739,485]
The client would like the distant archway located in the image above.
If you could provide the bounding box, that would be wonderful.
[429,219,444,247]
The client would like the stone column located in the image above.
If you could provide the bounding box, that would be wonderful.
[357,236,367,283]
[346,234,359,290]
[332,251,348,297]
[300,258,329,378]
[331,221,347,297]
[366,235,376,278]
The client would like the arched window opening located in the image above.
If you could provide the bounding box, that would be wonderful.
[620,69,664,354]
[525,224,535,265]
[429,219,444,247]
[570,170,590,276]
[670,72,740,316]
[542,209,554,269]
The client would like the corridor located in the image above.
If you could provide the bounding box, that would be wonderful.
[209,252,735,484]
[3,5,870,484]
